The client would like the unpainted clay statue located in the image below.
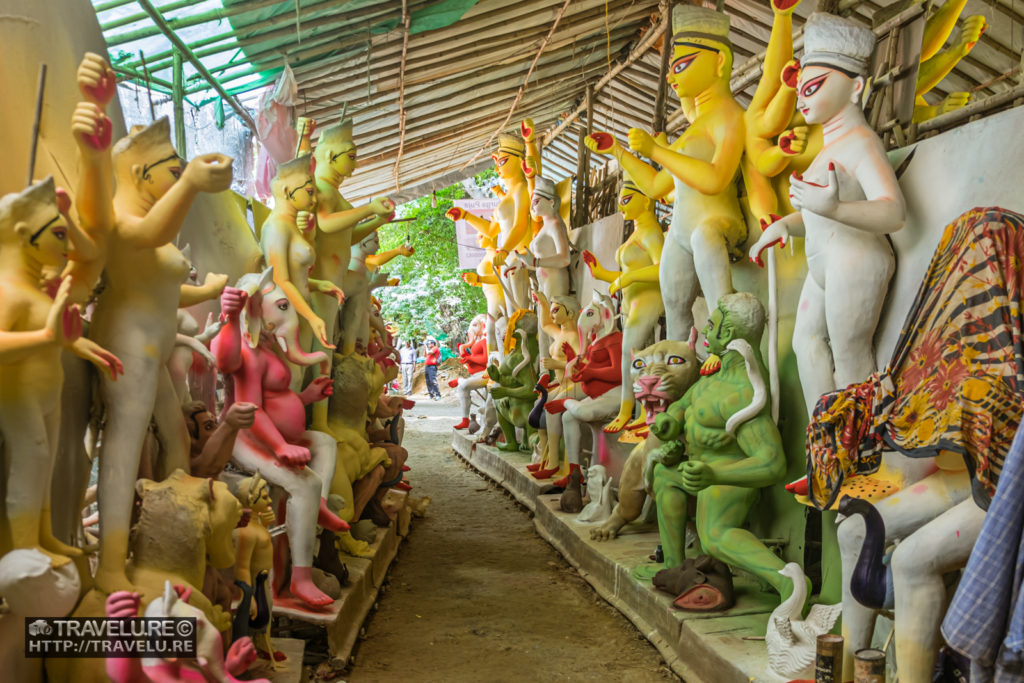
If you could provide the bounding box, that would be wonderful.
[260,154,342,357]
[338,230,413,356]
[649,294,793,603]
[0,549,81,683]
[750,12,905,421]
[575,464,614,524]
[591,339,699,541]
[169,246,227,405]
[89,115,232,593]
[232,473,281,665]
[184,399,256,479]
[311,117,394,428]
[49,470,244,682]
[586,5,745,339]
[582,178,665,433]
[212,270,348,608]
[0,178,120,565]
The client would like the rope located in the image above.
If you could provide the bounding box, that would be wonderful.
[459,0,573,171]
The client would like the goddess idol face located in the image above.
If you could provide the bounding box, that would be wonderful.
[796,65,863,125]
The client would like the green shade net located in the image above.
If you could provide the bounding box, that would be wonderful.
[198,0,478,100]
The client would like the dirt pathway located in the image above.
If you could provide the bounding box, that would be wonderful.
[347,394,679,682]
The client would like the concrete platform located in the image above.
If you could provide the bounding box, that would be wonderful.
[453,431,780,683]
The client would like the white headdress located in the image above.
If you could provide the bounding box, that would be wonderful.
[802,12,875,77]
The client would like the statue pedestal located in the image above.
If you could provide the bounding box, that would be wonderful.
[269,490,408,673]
[453,430,785,682]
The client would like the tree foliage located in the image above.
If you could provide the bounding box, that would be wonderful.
[377,170,496,347]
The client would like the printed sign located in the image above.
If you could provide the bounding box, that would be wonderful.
[453,198,500,270]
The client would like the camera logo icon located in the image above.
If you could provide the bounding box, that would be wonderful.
[28,620,52,636]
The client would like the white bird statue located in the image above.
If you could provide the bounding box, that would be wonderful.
[575,464,614,524]
[765,563,843,679]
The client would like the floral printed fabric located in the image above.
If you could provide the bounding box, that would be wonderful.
[807,207,1024,509]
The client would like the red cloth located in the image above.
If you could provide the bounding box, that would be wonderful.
[571,331,622,398]
[460,338,488,374]
[425,347,440,366]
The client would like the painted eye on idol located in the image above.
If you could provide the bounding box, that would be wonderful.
[800,74,828,98]
[620,195,632,206]
[667,355,686,365]
[672,53,698,74]
[52,227,67,241]
[277,300,289,311]
[632,358,646,370]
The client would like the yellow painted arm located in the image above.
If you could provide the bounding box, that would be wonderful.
[366,245,413,269]
[921,0,970,61]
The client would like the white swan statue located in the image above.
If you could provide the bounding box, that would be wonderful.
[765,563,843,678]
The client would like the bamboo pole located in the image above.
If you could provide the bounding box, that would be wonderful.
[134,0,258,135]
[540,4,667,148]
[172,52,187,157]
[458,0,574,171]
[917,80,1024,133]
[27,64,47,187]
[393,0,411,192]
[105,0,284,47]
[651,1,672,134]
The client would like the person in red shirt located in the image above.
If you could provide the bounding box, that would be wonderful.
[424,338,441,400]
[451,315,488,429]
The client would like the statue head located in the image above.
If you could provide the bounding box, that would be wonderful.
[578,290,616,346]
[492,134,526,180]
[314,118,356,180]
[356,229,380,257]
[270,154,316,212]
[530,176,560,219]
[703,292,765,355]
[630,339,699,426]
[183,400,216,454]
[550,295,581,327]
[235,472,272,517]
[235,267,328,367]
[797,13,875,124]
[0,177,69,269]
[618,176,652,221]
[112,117,183,201]
[468,313,487,339]
[668,6,733,98]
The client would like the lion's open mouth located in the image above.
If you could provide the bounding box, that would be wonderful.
[634,377,675,425]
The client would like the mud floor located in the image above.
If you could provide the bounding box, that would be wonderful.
[346,393,680,682]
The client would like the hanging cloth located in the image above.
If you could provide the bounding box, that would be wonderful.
[805,207,1024,510]
[254,64,299,200]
